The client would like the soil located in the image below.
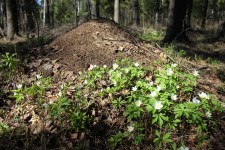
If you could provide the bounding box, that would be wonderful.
[46,19,157,73]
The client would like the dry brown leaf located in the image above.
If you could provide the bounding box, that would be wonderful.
[71,133,78,140]
[43,63,53,70]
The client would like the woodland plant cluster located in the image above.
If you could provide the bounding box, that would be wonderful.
[1,56,224,149]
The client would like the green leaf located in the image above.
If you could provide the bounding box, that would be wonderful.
[162,132,171,141]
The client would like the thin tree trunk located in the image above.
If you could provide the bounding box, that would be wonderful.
[133,0,140,26]
[43,0,46,27]
[24,0,36,32]
[3,0,7,31]
[201,0,208,28]
[12,0,19,34]
[50,0,54,27]
[155,0,161,28]
[114,0,119,23]
[163,0,189,42]
[46,0,50,27]
[96,0,100,19]
[186,0,193,28]
[73,0,78,26]
[6,0,14,40]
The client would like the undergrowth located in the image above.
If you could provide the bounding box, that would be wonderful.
[1,58,224,149]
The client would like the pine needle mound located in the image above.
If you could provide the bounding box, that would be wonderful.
[48,19,155,72]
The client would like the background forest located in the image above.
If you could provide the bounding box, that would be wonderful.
[0,0,225,150]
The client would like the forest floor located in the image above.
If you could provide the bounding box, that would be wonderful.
[0,19,225,149]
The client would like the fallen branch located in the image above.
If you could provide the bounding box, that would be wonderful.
[156,43,208,71]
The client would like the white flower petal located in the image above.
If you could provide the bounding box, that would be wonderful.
[132,86,138,91]
[127,125,134,132]
[193,70,199,77]
[135,100,142,107]
[150,91,157,97]
[16,84,22,89]
[134,62,139,67]
[154,101,163,110]
[171,94,178,101]
[113,63,119,70]
[166,68,173,76]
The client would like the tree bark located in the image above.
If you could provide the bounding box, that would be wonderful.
[114,0,119,23]
[96,0,100,19]
[24,0,36,32]
[201,0,208,28]
[50,0,54,27]
[6,0,18,40]
[155,0,161,28]
[73,0,78,26]
[133,0,140,26]
[163,0,189,43]
[186,0,193,28]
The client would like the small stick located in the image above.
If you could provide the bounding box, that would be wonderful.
[156,43,208,71]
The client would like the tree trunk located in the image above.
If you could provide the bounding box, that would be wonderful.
[50,0,54,27]
[155,0,161,28]
[133,0,140,26]
[114,0,119,23]
[186,0,193,28]
[201,0,208,28]
[218,21,225,38]
[24,0,36,32]
[43,0,46,27]
[12,0,19,34]
[6,0,18,40]
[46,0,50,27]
[73,0,78,26]
[43,0,50,28]
[96,0,100,19]
[86,0,92,20]
[163,0,189,43]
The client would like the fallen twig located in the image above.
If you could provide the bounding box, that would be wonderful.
[156,43,208,71]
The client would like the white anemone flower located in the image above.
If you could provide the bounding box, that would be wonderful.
[16,84,22,89]
[58,91,62,97]
[156,86,162,92]
[150,91,157,97]
[198,92,209,99]
[127,125,134,132]
[149,81,154,86]
[103,65,107,68]
[206,111,212,118]
[166,68,174,76]
[192,97,200,104]
[113,63,119,70]
[154,101,163,110]
[171,63,178,67]
[36,81,41,86]
[36,74,42,79]
[132,86,138,92]
[134,62,139,67]
[193,70,199,77]
[135,100,142,107]
[124,68,129,73]
[171,94,178,101]
[179,146,189,150]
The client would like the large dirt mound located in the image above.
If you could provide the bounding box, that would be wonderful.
[48,19,156,72]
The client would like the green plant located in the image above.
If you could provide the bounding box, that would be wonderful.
[0,53,19,72]
[139,30,164,42]
[12,74,51,103]
[81,59,224,149]
[153,130,172,148]
[0,122,9,135]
